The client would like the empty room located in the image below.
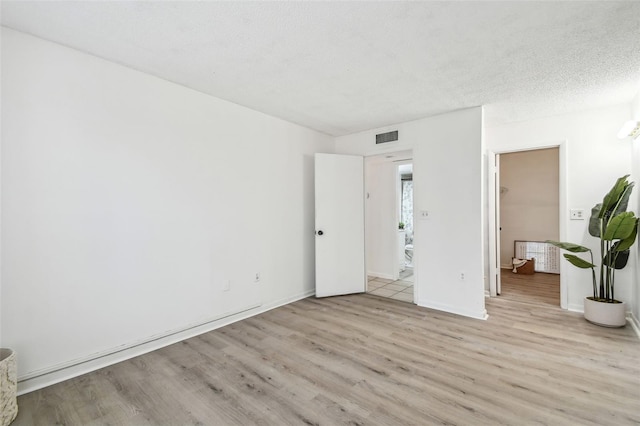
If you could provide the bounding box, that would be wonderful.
[1,2,640,425]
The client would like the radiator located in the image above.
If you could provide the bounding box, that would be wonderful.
[514,240,560,274]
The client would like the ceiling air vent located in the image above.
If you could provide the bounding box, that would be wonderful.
[376,130,398,144]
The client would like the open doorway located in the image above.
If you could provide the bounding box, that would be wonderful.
[497,148,561,306]
[398,163,414,282]
[364,151,414,303]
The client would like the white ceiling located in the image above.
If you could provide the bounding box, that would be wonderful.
[2,1,639,136]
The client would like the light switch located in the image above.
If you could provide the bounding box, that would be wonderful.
[570,209,585,220]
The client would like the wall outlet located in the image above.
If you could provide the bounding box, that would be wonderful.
[223,280,231,292]
[459,272,465,281]
[254,273,260,282]
[418,210,430,220]
[570,209,585,220]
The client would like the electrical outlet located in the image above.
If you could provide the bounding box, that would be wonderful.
[418,210,430,220]
[459,272,465,281]
[570,209,585,220]
[255,273,260,282]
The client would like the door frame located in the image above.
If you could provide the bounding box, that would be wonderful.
[488,153,502,296]
[488,141,568,309]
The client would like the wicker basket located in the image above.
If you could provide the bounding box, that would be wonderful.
[0,348,18,426]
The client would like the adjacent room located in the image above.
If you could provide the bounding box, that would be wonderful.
[1,2,639,425]
[498,148,561,307]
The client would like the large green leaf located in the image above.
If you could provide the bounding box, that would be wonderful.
[615,250,630,269]
[600,175,630,218]
[563,254,595,269]
[603,212,637,240]
[604,241,630,268]
[546,240,590,252]
[614,218,638,252]
[588,204,602,237]
[613,182,634,216]
[604,247,631,269]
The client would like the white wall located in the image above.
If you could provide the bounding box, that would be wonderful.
[0,28,334,392]
[335,108,487,320]
[486,104,635,312]
[499,148,559,267]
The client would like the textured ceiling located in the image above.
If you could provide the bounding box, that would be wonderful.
[2,1,640,136]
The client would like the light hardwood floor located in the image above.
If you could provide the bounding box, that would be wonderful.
[499,269,560,306]
[13,294,639,425]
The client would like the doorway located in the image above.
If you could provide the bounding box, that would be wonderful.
[494,147,561,306]
[397,162,414,282]
[363,151,414,303]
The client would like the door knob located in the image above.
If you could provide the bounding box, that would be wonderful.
[317,230,324,236]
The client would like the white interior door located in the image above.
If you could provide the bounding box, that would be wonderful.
[488,152,502,296]
[315,153,365,297]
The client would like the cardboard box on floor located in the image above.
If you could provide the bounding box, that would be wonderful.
[513,258,535,275]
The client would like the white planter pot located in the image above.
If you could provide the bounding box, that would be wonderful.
[0,348,18,426]
[583,297,627,327]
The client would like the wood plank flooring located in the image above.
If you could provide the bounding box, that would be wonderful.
[499,269,560,306]
[13,294,639,425]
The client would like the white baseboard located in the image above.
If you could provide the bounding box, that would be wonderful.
[416,299,488,321]
[567,302,584,313]
[628,312,640,339]
[17,289,316,395]
[367,271,395,280]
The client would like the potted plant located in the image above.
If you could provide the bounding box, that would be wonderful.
[548,175,639,327]
[399,222,405,230]
[1,348,18,426]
